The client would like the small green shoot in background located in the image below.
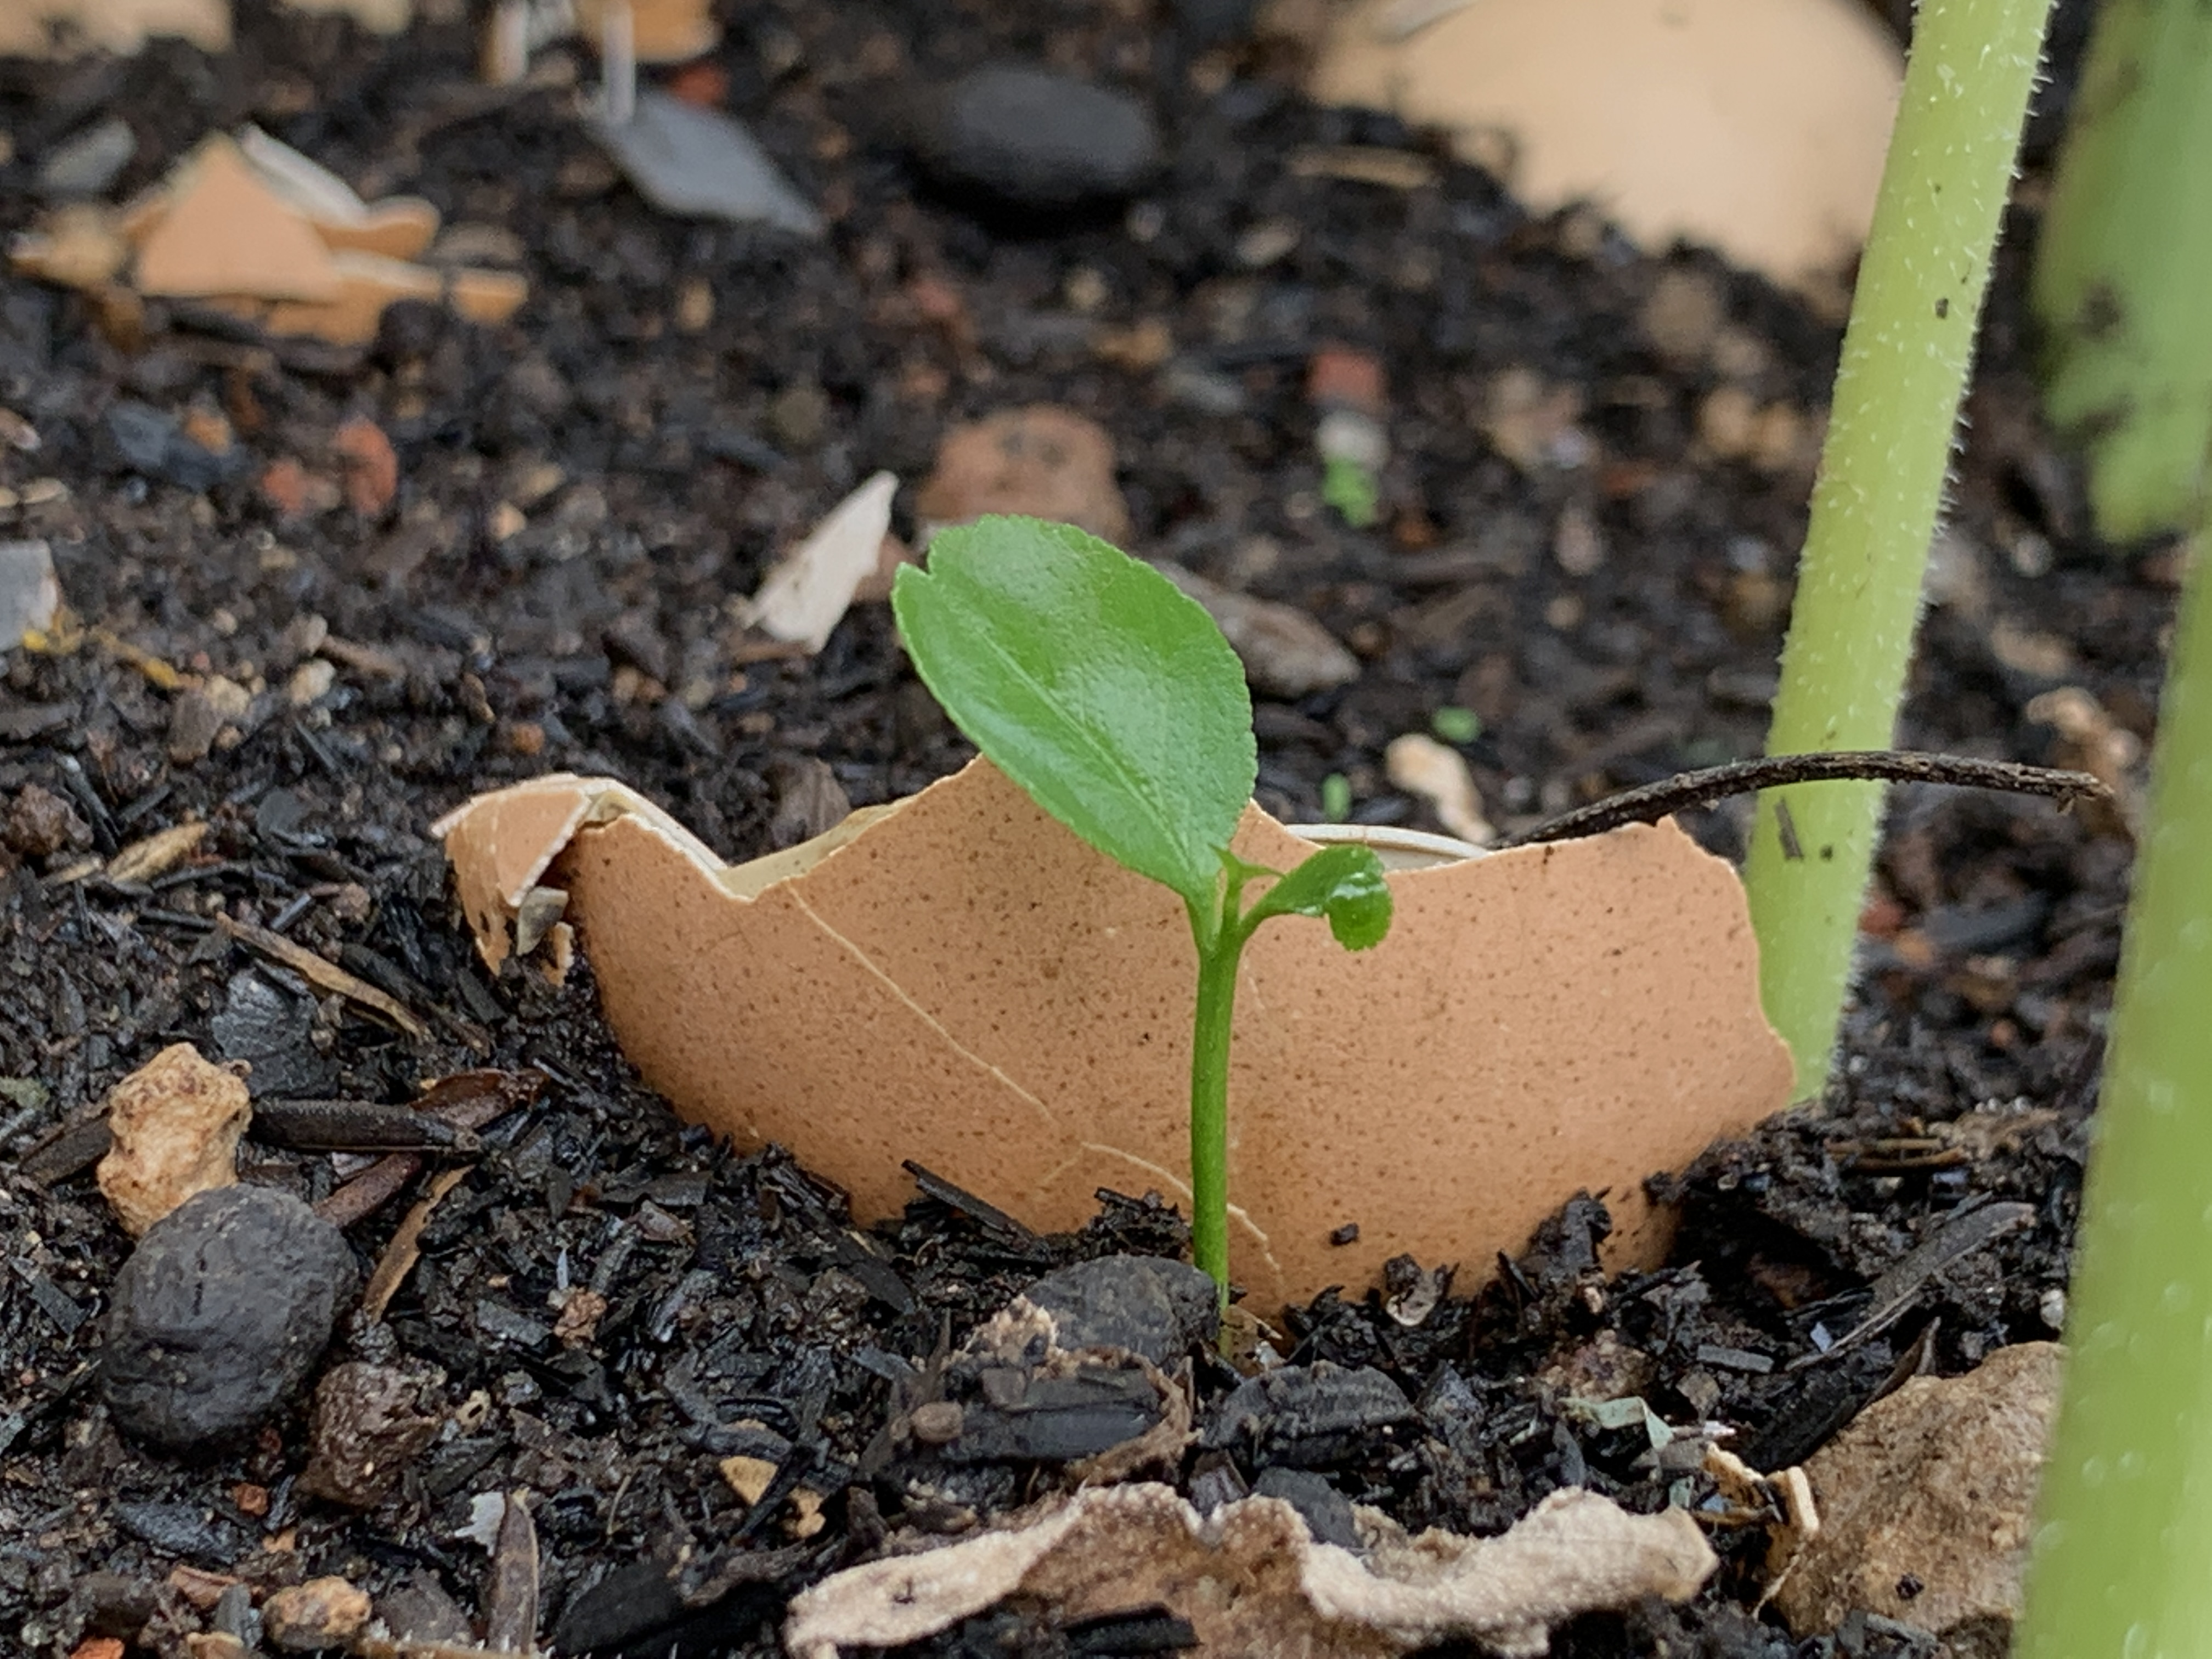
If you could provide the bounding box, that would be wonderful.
[891,517,1393,1303]
[1319,772,1353,822]
[2031,0,2212,543]
[1322,454,1380,529]
[2014,1,2212,1648]
[2015,524,2212,1658]
[1430,706,1481,744]
[1741,0,2055,1098]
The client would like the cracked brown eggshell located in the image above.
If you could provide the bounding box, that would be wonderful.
[437,758,1792,1310]
[1311,0,1901,292]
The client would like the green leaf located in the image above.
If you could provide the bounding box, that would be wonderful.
[892,516,1256,906]
[1243,844,1393,950]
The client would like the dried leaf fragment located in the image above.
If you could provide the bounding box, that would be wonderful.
[735,471,900,653]
[786,1482,1714,1657]
[1384,732,1494,845]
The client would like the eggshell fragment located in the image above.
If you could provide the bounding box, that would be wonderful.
[134,137,341,303]
[575,0,719,64]
[1310,0,1901,291]
[437,759,1792,1308]
[0,0,230,58]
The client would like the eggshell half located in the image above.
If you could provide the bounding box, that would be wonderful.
[437,759,1793,1310]
[1311,0,1902,290]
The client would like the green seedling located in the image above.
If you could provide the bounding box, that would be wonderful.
[891,516,1393,1302]
[1321,453,1381,529]
[1430,706,1481,744]
[2015,524,2212,1658]
[1741,0,2054,1097]
[1319,772,1354,823]
[2032,0,2212,542]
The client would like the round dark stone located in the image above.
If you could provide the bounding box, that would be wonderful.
[1019,1254,1219,1365]
[910,65,1161,212]
[101,1184,357,1453]
[1170,0,1260,47]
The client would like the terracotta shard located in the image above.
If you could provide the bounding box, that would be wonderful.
[134,138,342,303]
[436,759,1793,1309]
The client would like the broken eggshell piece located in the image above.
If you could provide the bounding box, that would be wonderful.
[435,758,1792,1310]
[785,1480,1716,1658]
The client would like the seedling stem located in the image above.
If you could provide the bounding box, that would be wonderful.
[1742,0,2054,1096]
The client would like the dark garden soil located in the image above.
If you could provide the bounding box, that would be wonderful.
[0,1,2171,1654]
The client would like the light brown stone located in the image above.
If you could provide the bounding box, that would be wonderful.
[1776,1342,2063,1645]
[263,1577,373,1652]
[913,407,1132,545]
[95,1042,251,1237]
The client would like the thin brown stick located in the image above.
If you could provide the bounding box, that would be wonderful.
[1498,751,2113,849]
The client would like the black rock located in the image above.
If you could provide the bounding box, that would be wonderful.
[102,401,246,493]
[1170,0,1260,47]
[114,1500,250,1564]
[211,970,335,1097]
[1019,1255,1219,1365]
[101,1185,357,1452]
[1200,1362,1417,1468]
[939,1364,1164,1463]
[1251,1466,1360,1550]
[910,65,1160,212]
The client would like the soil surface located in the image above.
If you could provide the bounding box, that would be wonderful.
[0,1,2166,1655]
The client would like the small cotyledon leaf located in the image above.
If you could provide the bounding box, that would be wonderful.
[1240,844,1393,950]
[891,516,1256,907]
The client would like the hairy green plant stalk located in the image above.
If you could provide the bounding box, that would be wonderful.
[1743,0,2054,1097]
[2032,0,2212,541]
[1185,891,1241,1297]
[2015,538,2212,1656]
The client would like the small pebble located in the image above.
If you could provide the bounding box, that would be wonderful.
[262,1578,372,1653]
[1154,562,1359,698]
[1202,1362,1418,1468]
[166,683,239,767]
[595,91,822,235]
[1019,1255,1219,1365]
[300,1362,443,1508]
[4,781,86,857]
[913,405,1131,544]
[103,402,244,492]
[95,1042,250,1237]
[909,65,1160,212]
[101,1185,356,1452]
[1251,1466,1361,1550]
[1553,503,1605,577]
[333,416,398,517]
[1639,267,1726,366]
[1171,0,1260,46]
[0,538,61,646]
[1385,733,1494,845]
[37,117,135,199]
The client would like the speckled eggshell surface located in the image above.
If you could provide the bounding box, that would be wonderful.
[1311,0,1903,292]
[442,759,1793,1310]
